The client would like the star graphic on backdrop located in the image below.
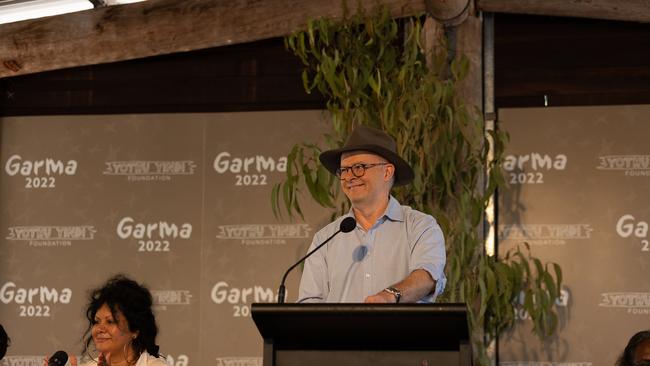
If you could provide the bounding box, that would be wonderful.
[32,261,49,278]
[136,207,153,219]
[2,139,22,155]
[622,189,641,205]
[14,206,36,222]
[155,277,174,290]
[164,308,198,336]
[58,130,75,144]
[592,114,610,127]
[105,209,120,224]
[106,145,121,161]
[93,181,105,191]
[565,117,583,131]
[84,194,95,206]
[603,206,620,223]
[80,125,92,137]
[53,191,67,207]
[32,246,54,262]
[127,193,138,208]
[620,106,642,123]
[8,271,25,284]
[598,138,617,156]
[46,330,71,351]
[583,174,600,188]
[95,244,113,263]
[68,144,82,155]
[74,208,89,220]
[127,118,145,133]
[71,259,88,279]
[4,248,22,270]
[634,250,649,267]
[163,248,182,267]
[2,200,17,216]
[576,135,592,149]
[553,134,572,150]
[88,144,102,154]
[131,251,146,270]
[210,251,234,274]
[104,122,117,134]
[73,180,87,192]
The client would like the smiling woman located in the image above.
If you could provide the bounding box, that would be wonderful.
[81,275,166,366]
[45,275,167,366]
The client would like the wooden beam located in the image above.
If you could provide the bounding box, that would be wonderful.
[425,0,469,26]
[453,1,482,113]
[477,0,650,23]
[0,0,427,78]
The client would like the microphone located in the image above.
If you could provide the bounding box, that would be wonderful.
[48,351,69,366]
[277,216,356,303]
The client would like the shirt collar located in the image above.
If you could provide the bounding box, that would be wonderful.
[384,195,404,222]
[347,195,404,224]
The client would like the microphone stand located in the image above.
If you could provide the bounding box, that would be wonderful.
[277,229,342,304]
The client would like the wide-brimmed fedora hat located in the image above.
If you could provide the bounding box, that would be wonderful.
[319,125,414,186]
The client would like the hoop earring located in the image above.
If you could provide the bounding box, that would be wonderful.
[123,339,133,365]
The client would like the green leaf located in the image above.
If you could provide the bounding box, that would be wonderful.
[278,5,558,364]
[553,262,563,294]
[271,183,281,219]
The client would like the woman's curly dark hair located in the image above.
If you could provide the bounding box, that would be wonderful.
[83,275,160,359]
[616,330,650,366]
[0,324,10,360]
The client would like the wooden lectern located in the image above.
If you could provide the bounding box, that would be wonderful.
[251,303,472,366]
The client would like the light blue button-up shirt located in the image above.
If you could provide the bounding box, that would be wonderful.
[298,196,446,303]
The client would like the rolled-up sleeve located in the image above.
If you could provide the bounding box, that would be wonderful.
[409,215,446,302]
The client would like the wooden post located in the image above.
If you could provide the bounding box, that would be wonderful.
[453,1,482,114]
[425,0,470,26]
[423,17,446,70]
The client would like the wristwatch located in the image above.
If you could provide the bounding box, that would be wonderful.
[383,287,402,303]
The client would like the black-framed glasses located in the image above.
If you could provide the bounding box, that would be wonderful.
[336,163,389,178]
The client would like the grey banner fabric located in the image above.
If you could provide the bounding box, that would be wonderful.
[1,105,648,366]
[498,105,650,366]
[0,111,331,366]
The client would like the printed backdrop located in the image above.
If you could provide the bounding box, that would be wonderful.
[498,105,650,366]
[0,111,332,366]
[0,106,648,366]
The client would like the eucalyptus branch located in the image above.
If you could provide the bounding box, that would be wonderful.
[275,4,563,364]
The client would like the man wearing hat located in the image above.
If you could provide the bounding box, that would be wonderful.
[298,125,446,303]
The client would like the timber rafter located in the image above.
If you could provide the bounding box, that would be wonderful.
[0,0,427,78]
[1,0,648,78]
[477,0,650,24]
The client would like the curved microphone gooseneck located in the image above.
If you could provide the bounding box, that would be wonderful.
[277,216,356,304]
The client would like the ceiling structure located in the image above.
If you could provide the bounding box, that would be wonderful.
[0,0,144,24]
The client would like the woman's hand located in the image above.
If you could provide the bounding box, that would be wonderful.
[97,352,111,366]
[42,352,78,366]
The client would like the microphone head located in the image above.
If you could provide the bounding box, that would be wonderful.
[48,351,68,366]
[340,217,357,233]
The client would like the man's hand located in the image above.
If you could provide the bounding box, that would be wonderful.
[364,270,436,303]
[364,290,397,303]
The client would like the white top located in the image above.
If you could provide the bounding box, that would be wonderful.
[80,351,167,366]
